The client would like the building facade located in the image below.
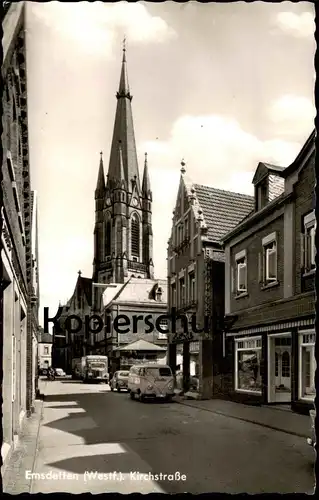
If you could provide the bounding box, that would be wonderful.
[1,2,38,470]
[222,131,316,414]
[52,272,92,373]
[37,329,53,374]
[166,165,254,398]
[95,278,168,373]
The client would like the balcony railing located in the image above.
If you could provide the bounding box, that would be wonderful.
[172,237,190,256]
[127,260,148,272]
[173,299,198,314]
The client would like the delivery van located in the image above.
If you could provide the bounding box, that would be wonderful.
[128,364,174,402]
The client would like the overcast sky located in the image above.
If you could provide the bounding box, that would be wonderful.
[25,1,315,327]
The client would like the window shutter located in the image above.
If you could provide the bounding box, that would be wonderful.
[258,252,262,283]
[300,233,305,270]
[231,265,234,293]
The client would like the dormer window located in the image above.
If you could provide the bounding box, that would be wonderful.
[156,287,163,302]
[257,179,268,210]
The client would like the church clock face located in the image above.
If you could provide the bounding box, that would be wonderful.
[132,197,138,207]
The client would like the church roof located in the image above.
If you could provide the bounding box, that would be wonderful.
[78,276,92,306]
[102,277,167,308]
[193,184,254,243]
[115,339,166,352]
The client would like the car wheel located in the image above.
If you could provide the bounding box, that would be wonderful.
[139,392,145,403]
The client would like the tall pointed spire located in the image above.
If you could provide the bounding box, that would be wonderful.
[107,39,141,190]
[95,151,105,198]
[118,36,130,98]
[142,152,152,200]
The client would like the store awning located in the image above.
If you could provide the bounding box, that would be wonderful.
[115,339,166,352]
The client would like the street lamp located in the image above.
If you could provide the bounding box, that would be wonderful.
[91,282,118,355]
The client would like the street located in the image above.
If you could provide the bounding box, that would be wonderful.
[6,379,315,494]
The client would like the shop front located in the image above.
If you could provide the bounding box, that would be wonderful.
[228,319,316,413]
[112,339,167,375]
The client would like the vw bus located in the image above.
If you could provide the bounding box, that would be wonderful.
[128,364,174,402]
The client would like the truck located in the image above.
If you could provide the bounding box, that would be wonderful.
[71,358,82,380]
[81,355,109,384]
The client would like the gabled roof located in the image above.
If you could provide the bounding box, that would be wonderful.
[79,277,92,306]
[282,129,316,178]
[102,277,167,308]
[193,184,255,243]
[116,339,166,352]
[252,162,285,185]
[3,1,25,69]
[38,330,53,344]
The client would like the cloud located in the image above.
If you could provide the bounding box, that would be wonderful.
[137,114,304,276]
[274,11,315,38]
[28,1,176,57]
[268,94,315,135]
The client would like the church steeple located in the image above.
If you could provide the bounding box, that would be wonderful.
[95,151,105,199]
[142,152,152,201]
[107,40,141,188]
[117,37,130,99]
[93,40,154,287]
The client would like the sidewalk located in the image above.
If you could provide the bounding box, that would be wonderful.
[3,379,164,494]
[174,396,311,438]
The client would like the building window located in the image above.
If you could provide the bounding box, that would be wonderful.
[235,337,262,393]
[44,346,49,355]
[184,216,189,240]
[303,211,316,273]
[105,220,111,257]
[178,224,183,245]
[171,284,176,307]
[131,214,140,257]
[235,251,247,295]
[261,233,277,285]
[158,318,168,340]
[299,331,316,400]
[179,277,185,307]
[188,272,196,302]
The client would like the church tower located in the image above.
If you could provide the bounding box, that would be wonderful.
[93,42,154,287]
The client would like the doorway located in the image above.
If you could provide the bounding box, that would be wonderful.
[268,333,292,403]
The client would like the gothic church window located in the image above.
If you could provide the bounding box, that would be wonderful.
[105,220,111,257]
[131,214,140,257]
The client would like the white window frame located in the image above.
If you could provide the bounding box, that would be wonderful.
[303,211,316,273]
[158,318,168,340]
[298,329,316,401]
[235,336,262,394]
[188,272,196,302]
[179,277,185,306]
[262,233,277,283]
[235,250,247,294]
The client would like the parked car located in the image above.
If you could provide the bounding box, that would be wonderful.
[307,409,316,448]
[128,364,175,402]
[54,368,66,377]
[110,371,129,392]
